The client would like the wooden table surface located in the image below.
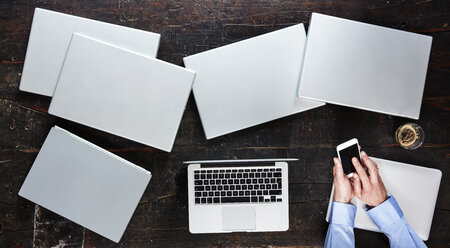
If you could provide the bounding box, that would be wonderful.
[0,1,448,247]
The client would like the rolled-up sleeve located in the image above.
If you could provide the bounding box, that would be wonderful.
[324,202,356,248]
[367,196,427,248]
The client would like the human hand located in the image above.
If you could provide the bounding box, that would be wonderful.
[333,157,354,203]
[351,151,388,207]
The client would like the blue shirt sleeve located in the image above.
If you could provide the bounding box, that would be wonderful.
[324,202,356,248]
[367,196,427,248]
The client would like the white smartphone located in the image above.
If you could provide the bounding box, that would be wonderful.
[336,138,361,178]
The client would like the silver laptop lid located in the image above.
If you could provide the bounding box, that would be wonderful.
[19,126,151,242]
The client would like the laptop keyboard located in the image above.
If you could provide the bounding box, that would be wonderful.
[193,167,283,204]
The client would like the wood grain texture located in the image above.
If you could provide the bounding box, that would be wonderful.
[0,0,448,247]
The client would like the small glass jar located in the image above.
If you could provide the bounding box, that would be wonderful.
[395,123,424,150]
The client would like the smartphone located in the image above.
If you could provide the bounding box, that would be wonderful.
[336,138,361,178]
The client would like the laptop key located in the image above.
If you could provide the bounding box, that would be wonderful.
[245,191,250,196]
[221,191,226,196]
[207,198,212,203]
[233,191,238,196]
[201,198,206,204]
[277,198,282,202]
[239,191,244,196]
[221,197,250,203]
[195,186,204,191]
[271,196,276,202]
[194,174,199,179]
[251,196,258,202]
[269,190,282,195]
[195,198,200,204]
[274,172,282,177]
[214,197,220,203]
[259,196,264,202]
[195,192,201,197]
[203,192,207,197]
[227,191,232,196]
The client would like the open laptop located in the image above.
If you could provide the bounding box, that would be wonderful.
[186,159,297,233]
[325,157,442,240]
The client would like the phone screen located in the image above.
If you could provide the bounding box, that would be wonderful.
[338,144,359,175]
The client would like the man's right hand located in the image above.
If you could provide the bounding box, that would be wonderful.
[351,151,388,207]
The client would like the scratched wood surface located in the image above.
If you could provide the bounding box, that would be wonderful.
[0,0,449,247]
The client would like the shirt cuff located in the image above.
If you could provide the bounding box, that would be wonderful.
[330,201,357,227]
[367,196,404,232]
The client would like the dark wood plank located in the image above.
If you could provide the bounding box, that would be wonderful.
[0,0,448,247]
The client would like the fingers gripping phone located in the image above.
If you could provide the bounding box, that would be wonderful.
[336,138,361,178]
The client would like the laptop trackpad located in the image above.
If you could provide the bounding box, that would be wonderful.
[222,206,256,231]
